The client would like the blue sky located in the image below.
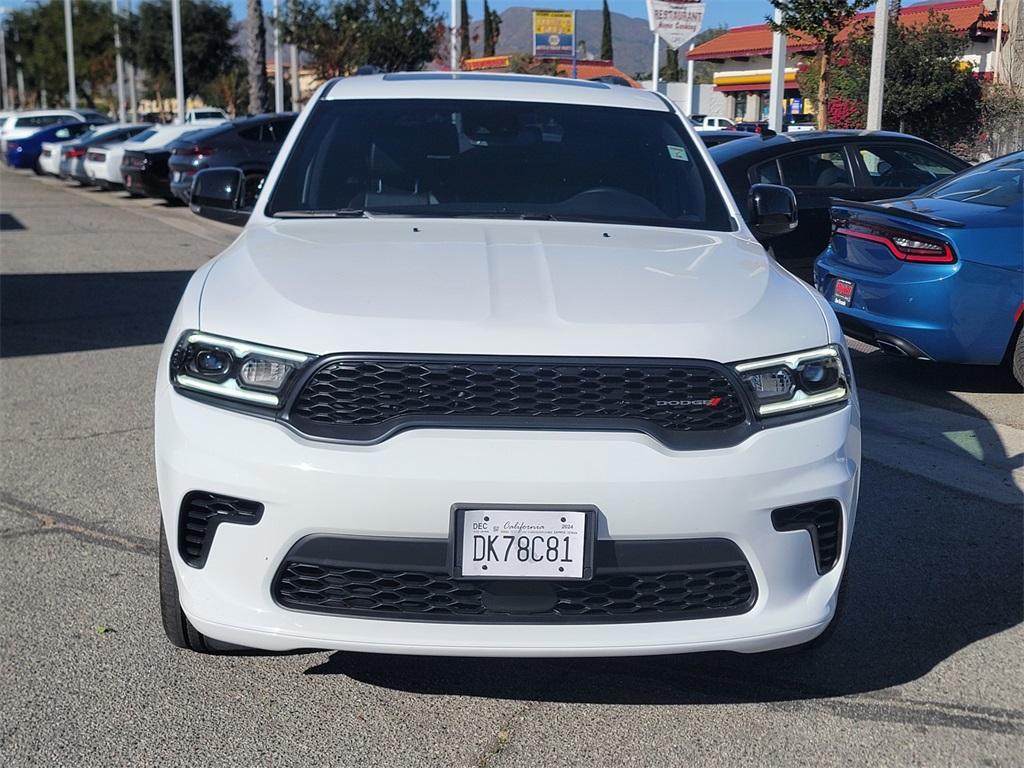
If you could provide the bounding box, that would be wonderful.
[1,0,775,27]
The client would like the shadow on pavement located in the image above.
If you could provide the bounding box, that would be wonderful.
[0,271,193,357]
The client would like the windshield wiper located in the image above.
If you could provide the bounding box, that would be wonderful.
[274,208,373,218]
[411,210,559,221]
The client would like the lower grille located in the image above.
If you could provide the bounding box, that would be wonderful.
[771,499,842,574]
[286,355,750,449]
[178,491,264,568]
[272,536,756,623]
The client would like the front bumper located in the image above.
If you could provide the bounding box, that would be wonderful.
[156,381,860,656]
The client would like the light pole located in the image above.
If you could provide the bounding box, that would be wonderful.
[866,0,889,131]
[64,0,77,108]
[288,0,299,109]
[0,12,9,111]
[273,0,283,112]
[171,0,185,123]
[450,0,460,71]
[112,0,126,122]
[126,0,137,121]
[767,6,786,133]
[684,42,695,116]
[651,34,659,92]
[993,0,1004,83]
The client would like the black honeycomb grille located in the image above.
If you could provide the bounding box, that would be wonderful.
[178,491,264,568]
[287,357,749,447]
[273,564,755,623]
[771,499,842,574]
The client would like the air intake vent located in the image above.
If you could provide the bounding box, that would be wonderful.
[178,491,264,568]
[771,499,843,574]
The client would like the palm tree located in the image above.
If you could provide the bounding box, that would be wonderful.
[247,0,269,113]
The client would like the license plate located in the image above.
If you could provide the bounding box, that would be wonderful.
[457,509,591,579]
[833,279,855,307]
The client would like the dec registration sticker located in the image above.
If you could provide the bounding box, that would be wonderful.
[459,509,588,579]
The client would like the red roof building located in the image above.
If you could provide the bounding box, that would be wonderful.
[685,0,1006,121]
[462,56,641,88]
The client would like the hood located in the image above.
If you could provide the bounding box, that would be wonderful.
[198,219,829,362]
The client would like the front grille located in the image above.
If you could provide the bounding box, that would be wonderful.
[271,535,756,624]
[287,356,749,448]
[275,564,754,623]
[771,499,842,574]
[178,491,264,568]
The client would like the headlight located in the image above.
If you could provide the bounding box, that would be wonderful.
[169,331,312,407]
[733,345,850,417]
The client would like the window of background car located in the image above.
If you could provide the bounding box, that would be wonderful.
[267,99,731,230]
[926,153,1024,208]
[129,129,157,143]
[16,115,64,128]
[858,146,961,189]
[264,119,294,143]
[752,159,782,184]
[779,149,852,187]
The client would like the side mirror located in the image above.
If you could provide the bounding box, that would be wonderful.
[190,167,254,226]
[748,183,798,238]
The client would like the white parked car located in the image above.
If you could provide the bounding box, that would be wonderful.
[186,108,229,122]
[157,73,859,657]
[0,108,111,152]
[84,120,225,189]
[38,122,137,177]
[692,115,736,132]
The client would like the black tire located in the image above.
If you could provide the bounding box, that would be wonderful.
[159,521,245,654]
[32,159,44,176]
[1011,327,1024,389]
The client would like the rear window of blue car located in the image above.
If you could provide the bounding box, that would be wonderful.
[928,153,1024,208]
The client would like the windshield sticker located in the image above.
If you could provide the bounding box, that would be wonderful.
[667,145,688,161]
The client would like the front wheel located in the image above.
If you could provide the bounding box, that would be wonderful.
[1011,328,1024,389]
[159,521,245,654]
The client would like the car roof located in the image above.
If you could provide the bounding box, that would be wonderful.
[707,129,940,162]
[323,72,669,111]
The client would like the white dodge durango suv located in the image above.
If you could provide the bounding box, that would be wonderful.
[156,73,860,657]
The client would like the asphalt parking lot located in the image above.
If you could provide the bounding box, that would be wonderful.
[1,166,1021,766]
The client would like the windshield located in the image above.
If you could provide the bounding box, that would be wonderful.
[267,98,731,230]
[925,152,1024,208]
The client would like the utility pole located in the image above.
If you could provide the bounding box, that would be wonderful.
[767,6,786,132]
[0,14,8,111]
[866,0,890,130]
[112,0,126,122]
[651,34,660,92]
[289,0,299,109]
[993,0,1004,83]
[450,0,460,71]
[171,0,185,123]
[126,0,137,121]
[685,42,695,116]
[273,0,283,112]
[64,0,77,108]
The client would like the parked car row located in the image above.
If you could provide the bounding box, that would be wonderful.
[5,108,296,207]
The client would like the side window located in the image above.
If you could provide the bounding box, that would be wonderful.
[858,146,961,189]
[55,128,71,139]
[238,126,262,142]
[779,149,852,188]
[752,159,781,184]
[264,119,294,143]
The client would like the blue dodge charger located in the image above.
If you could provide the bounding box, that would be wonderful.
[815,151,1024,386]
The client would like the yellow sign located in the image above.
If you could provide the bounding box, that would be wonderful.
[533,11,575,58]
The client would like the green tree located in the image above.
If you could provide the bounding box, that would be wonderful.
[600,0,613,62]
[482,0,501,58]
[837,8,982,147]
[6,0,118,108]
[136,0,236,108]
[768,0,872,129]
[662,48,680,82]
[459,0,470,63]
[283,0,440,77]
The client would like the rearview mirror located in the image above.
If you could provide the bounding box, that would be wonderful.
[190,167,252,226]
[748,183,798,238]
